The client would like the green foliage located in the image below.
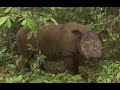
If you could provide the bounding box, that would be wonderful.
[29,73,84,83]
[6,18,11,28]
[103,32,120,60]
[3,72,84,83]
[22,11,37,32]
[1,59,120,83]
[5,7,12,13]
[27,44,46,70]
[5,75,24,83]
[97,60,120,83]
[0,16,8,26]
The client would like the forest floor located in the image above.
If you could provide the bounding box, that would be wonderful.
[0,59,120,83]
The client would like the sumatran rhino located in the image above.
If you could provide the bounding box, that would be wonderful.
[16,22,107,75]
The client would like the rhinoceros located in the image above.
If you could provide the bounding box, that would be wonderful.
[16,22,107,75]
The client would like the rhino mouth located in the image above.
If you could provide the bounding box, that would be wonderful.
[88,57,101,62]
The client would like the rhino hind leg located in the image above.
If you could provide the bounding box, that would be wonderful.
[39,61,47,71]
[63,56,80,75]
[15,56,23,72]
[16,53,31,73]
[21,53,32,72]
[23,62,31,72]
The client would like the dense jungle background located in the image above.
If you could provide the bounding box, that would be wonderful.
[0,7,120,83]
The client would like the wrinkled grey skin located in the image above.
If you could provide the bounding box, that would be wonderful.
[16,22,107,75]
[79,31,102,59]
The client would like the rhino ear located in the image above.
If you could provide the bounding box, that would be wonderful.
[72,30,81,40]
[98,30,108,41]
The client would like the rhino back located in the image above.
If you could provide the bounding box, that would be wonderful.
[38,24,60,60]
[38,23,77,60]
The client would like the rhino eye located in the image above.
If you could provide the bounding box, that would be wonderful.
[83,44,87,49]
[83,45,86,48]
[97,44,99,46]
[96,43,101,47]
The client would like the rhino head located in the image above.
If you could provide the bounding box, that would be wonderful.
[72,30,107,61]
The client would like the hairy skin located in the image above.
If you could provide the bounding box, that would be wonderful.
[16,22,107,75]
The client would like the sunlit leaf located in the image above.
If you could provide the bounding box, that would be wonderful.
[51,7,55,11]
[27,32,33,40]
[50,17,58,25]
[26,18,36,32]
[0,16,8,26]
[6,18,11,28]
[5,7,12,13]
[21,20,26,25]
[27,44,33,50]
[116,72,120,81]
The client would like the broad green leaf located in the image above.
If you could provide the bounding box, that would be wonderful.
[27,11,32,16]
[39,16,43,22]
[21,20,26,25]
[106,78,111,83]
[50,17,58,25]
[112,36,116,41]
[57,7,62,9]
[27,32,33,40]
[0,16,8,26]
[18,17,24,22]
[51,7,55,10]
[116,72,120,81]
[26,18,36,32]
[27,23,35,32]
[27,44,33,50]
[6,18,11,28]
[5,7,12,13]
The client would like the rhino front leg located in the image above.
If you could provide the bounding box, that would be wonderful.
[63,56,79,75]
[16,55,31,72]
[23,61,31,72]
[39,61,47,71]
